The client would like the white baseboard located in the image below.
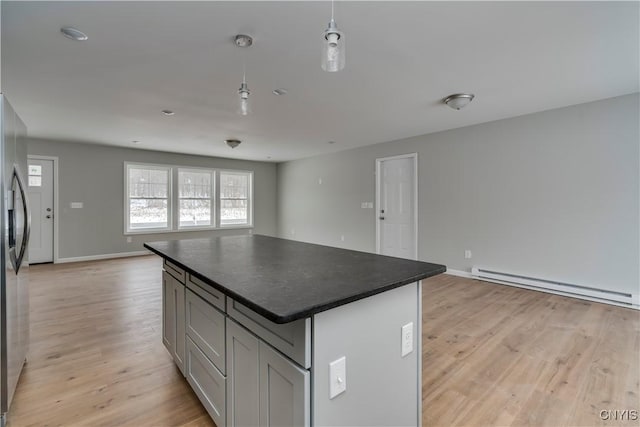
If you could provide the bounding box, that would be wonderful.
[445,268,473,279]
[56,250,151,264]
[445,267,638,310]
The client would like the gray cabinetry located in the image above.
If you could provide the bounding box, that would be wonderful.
[259,341,310,427]
[226,319,260,427]
[226,318,310,427]
[156,256,422,427]
[162,270,185,375]
[186,288,226,374]
[186,337,226,427]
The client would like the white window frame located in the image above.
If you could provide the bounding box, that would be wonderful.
[177,167,216,231]
[218,169,253,228]
[125,162,173,234]
[124,162,254,234]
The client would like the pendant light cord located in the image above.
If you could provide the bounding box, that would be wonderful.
[331,0,334,20]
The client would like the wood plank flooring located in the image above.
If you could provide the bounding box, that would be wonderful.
[9,256,640,426]
[422,274,640,427]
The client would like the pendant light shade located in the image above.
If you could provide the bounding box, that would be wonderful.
[322,0,345,72]
[238,82,251,116]
[322,19,345,72]
[235,34,253,116]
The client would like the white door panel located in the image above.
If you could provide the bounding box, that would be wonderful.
[27,158,54,263]
[377,156,417,260]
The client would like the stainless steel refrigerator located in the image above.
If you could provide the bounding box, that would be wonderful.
[0,95,30,427]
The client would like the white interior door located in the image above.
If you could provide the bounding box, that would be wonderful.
[27,158,54,263]
[377,155,417,260]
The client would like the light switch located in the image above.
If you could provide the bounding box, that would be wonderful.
[70,202,83,209]
[401,322,413,357]
[329,356,346,399]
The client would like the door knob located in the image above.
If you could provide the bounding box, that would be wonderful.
[46,215,51,219]
[379,216,385,220]
[46,208,52,212]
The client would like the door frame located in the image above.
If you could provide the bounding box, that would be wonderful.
[27,155,59,263]
[375,153,419,260]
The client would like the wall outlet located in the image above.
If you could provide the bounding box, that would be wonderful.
[126,236,132,243]
[401,322,414,357]
[291,228,296,236]
[464,250,472,259]
[340,235,345,242]
[329,356,347,399]
[318,178,323,185]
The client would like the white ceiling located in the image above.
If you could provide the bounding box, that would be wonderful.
[3,1,638,162]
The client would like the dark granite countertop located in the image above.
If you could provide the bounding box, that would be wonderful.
[144,235,446,324]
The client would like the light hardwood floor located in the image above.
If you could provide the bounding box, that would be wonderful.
[9,256,640,427]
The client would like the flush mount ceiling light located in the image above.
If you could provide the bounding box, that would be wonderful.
[161,109,175,116]
[60,27,88,41]
[444,93,475,110]
[225,139,241,149]
[235,34,253,116]
[321,0,345,72]
[272,88,288,96]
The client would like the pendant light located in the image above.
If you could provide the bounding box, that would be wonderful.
[321,0,345,72]
[235,34,253,116]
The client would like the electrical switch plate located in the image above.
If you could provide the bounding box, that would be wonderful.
[329,356,346,399]
[361,202,367,209]
[401,322,413,357]
[70,202,83,209]
[464,250,472,259]
[126,236,132,243]
[367,202,374,208]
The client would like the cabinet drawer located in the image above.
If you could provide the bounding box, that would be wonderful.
[186,337,226,427]
[186,288,226,374]
[228,298,311,369]
[187,273,225,312]
[164,259,186,283]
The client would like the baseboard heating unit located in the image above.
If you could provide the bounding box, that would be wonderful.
[471,267,639,310]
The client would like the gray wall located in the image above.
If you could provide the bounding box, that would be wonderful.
[28,139,277,260]
[277,94,639,295]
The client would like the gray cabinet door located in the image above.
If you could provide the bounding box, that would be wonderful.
[259,342,310,427]
[163,271,186,375]
[174,277,186,375]
[227,319,260,427]
[162,271,175,355]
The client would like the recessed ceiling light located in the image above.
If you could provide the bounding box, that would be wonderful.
[272,88,288,96]
[161,110,175,116]
[60,27,88,41]
[225,139,241,149]
[328,140,336,144]
[132,140,141,144]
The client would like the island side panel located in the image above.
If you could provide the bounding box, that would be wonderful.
[312,282,421,427]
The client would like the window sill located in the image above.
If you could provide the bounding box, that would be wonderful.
[124,225,253,236]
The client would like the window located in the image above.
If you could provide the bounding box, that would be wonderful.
[126,164,171,232]
[28,164,42,187]
[178,169,214,228]
[219,171,252,226]
[125,163,253,233]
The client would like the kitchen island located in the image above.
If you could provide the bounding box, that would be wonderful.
[144,235,445,427]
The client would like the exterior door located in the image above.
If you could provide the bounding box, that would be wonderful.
[27,158,54,263]
[377,154,417,260]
